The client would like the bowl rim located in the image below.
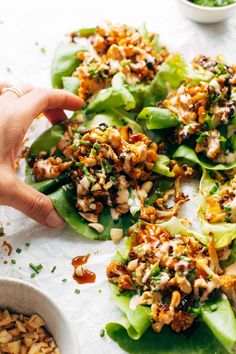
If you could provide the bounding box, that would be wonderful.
[0,277,79,353]
[179,0,236,11]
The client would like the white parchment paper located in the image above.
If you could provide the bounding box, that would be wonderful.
[0,1,236,352]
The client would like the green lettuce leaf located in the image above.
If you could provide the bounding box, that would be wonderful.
[143,53,187,107]
[153,155,175,177]
[108,283,151,339]
[137,107,179,130]
[128,84,149,112]
[51,42,88,89]
[198,170,236,249]
[201,296,236,353]
[106,321,228,354]
[173,145,236,171]
[85,110,142,133]
[62,77,80,94]
[87,73,136,113]
[221,240,236,268]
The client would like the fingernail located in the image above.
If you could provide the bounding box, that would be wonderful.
[46,210,65,228]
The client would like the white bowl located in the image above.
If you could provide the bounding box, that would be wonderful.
[0,277,79,354]
[177,0,236,23]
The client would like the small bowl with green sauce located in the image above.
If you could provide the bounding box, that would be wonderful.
[178,0,236,23]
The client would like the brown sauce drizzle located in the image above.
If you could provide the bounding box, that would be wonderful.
[72,254,96,284]
[1,241,13,256]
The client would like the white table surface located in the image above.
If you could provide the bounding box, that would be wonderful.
[0,1,236,353]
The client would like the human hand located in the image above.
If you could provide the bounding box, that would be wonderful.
[0,83,83,228]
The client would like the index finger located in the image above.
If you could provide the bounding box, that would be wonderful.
[14,87,84,126]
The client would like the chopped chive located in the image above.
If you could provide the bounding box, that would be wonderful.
[101,158,113,174]
[90,148,97,155]
[99,328,105,337]
[79,140,92,146]
[62,278,67,283]
[25,243,31,248]
[31,273,36,278]
[51,266,57,273]
[72,144,78,151]
[224,205,231,212]
[75,161,84,167]
[93,142,100,151]
[75,289,80,294]
[16,248,22,254]
[210,185,218,195]
[121,59,131,67]
[11,259,16,265]
[82,166,96,183]
[175,254,182,260]
[29,263,43,274]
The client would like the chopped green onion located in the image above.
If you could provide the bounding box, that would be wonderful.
[175,254,182,260]
[82,166,96,184]
[88,67,100,78]
[11,259,16,265]
[121,59,131,67]
[101,159,113,174]
[110,176,117,182]
[62,278,67,283]
[75,289,81,294]
[224,205,232,212]
[16,248,22,254]
[90,148,97,155]
[93,142,100,151]
[29,263,43,274]
[31,273,36,278]
[51,266,57,273]
[209,185,218,195]
[25,243,31,248]
[75,161,84,167]
[79,140,92,146]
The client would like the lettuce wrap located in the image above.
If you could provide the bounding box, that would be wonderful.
[105,217,236,353]
[198,169,236,250]
[51,23,171,109]
[26,112,175,240]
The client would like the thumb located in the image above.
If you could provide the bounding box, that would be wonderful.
[7,177,65,228]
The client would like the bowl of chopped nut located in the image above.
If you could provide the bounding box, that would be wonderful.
[0,277,79,354]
